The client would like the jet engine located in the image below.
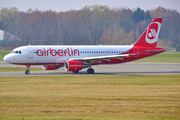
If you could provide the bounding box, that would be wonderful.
[64,60,83,71]
[43,65,60,70]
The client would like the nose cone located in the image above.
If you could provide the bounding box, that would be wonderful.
[3,54,12,63]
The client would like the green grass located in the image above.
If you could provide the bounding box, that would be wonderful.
[134,52,180,63]
[0,67,43,72]
[0,75,179,120]
[0,50,11,61]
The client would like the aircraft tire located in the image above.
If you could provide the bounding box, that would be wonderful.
[25,70,30,74]
[87,69,94,74]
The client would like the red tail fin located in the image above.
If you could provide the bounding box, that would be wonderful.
[134,18,163,47]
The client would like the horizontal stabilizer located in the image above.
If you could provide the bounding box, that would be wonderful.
[146,49,165,53]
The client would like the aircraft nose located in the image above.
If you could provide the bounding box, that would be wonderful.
[3,54,12,63]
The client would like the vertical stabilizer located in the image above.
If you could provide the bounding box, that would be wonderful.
[134,18,163,47]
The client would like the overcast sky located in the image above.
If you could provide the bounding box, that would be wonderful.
[0,0,180,13]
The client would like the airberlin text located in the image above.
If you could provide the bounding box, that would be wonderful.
[36,47,80,57]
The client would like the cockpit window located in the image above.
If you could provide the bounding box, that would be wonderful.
[11,51,22,54]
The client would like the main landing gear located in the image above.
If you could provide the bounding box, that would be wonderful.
[25,65,30,74]
[72,67,94,74]
[87,66,94,74]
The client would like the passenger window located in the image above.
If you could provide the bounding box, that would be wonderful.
[19,51,22,54]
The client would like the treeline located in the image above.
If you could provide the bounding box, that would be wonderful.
[0,5,180,49]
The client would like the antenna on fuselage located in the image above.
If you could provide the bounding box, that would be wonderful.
[28,44,31,46]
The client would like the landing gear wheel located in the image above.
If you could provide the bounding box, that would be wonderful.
[87,68,94,74]
[73,71,79,73]
[25,65,30,74]
[25,70,30,74]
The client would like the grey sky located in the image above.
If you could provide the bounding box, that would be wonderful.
[0,0,180,13]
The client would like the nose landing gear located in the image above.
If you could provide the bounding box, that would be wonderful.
[25,65,30,74]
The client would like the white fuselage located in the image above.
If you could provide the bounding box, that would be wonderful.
[4,45,133,65]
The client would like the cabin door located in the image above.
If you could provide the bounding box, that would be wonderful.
[27,48,34,58]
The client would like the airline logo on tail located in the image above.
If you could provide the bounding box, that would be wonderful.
[146,21,161,44]
[134,18,162,47]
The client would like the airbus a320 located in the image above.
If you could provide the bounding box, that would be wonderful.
[4,18,165,74]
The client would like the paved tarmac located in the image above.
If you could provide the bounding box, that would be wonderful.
[0,62,180,76]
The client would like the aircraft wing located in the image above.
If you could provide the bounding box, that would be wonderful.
[68,54,134,64]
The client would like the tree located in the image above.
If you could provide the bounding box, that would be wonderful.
[132,8,145,24]
[145,11,152,22]
[0,6,179,48]
[0,21,3,30]
[127,30,135,44]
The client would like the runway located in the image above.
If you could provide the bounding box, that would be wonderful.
[0,62,180,76]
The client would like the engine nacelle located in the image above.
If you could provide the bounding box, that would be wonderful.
[64,61,83,71]
[43,65,60,70]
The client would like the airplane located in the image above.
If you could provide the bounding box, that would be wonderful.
[3,18,165,74]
